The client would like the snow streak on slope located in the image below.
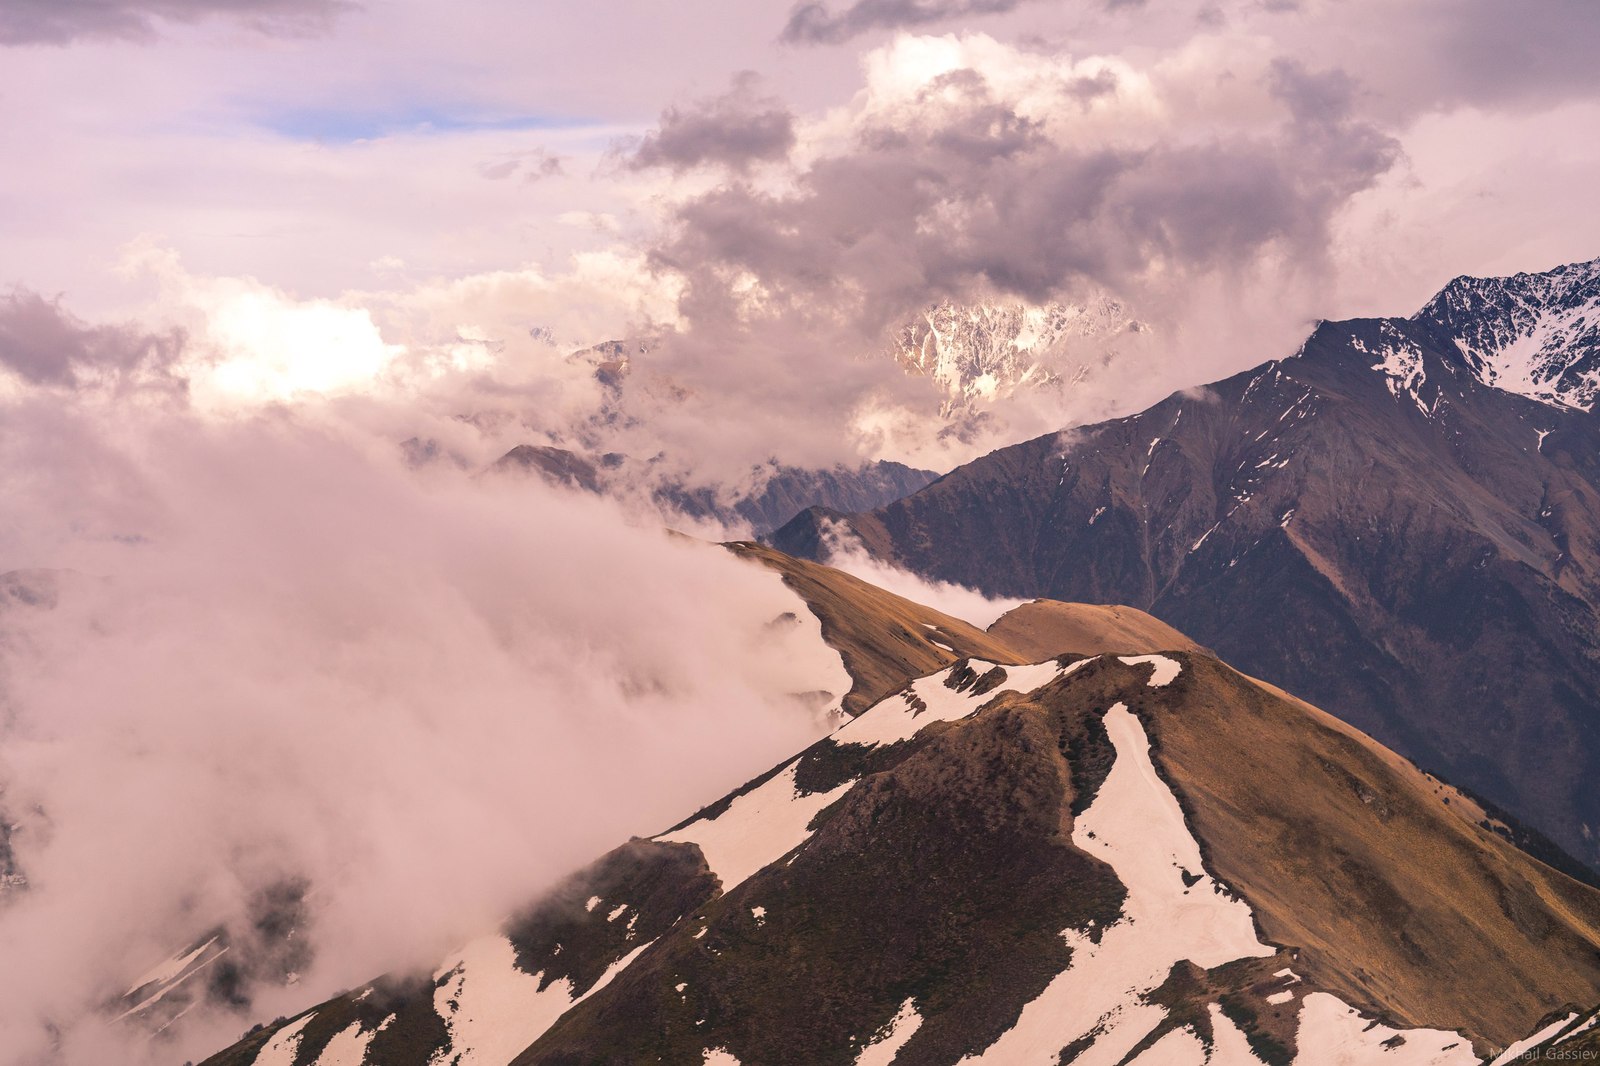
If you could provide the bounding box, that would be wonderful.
[117,935,230,1021]
[1293,993,1476,1066]
[854,998,922,1066]
[125,936,219,997]
[1127,1027,1208,1065]
[960,702,1271,1064]
[1487,1012,1581,1066]
[656,762,853,892]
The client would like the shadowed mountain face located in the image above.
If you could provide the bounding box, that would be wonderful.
[192,550,1600,1065]
[771,258,1600,871]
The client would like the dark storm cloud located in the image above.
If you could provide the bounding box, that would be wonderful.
[0,0,350,46]
[1267,58,1357,124]
[780,0,1040,46]
[0,289,184,387]
[628,73,797,174]
[650,65,1401,337]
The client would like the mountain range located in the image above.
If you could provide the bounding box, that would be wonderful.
[773,257,1600,873]
[174,543,1600,1066]
[491,446,937,536]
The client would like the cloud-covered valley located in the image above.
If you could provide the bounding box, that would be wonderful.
[0,379,846,1063]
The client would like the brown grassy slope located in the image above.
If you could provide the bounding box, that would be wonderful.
[727,541,1192,714]
[726,541,1022,714]
[1140,655,1600,1051]
[986,599,1201,661]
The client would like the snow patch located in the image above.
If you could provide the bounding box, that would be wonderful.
[585,896,601,912]
[703,1050,742,1065]
[1354,326,1432,416]
[311,1017,391,1066]
[832,659,1071,749]
[958,703,1270,1064]
[1117,655,1181,687]
[253,1013,317,1066]
[1267,990,1295,1005]
[1209,1004,1269,1065]
[428,933,653,1066]
[657,761,853,892]
[1293,992,1475,1065]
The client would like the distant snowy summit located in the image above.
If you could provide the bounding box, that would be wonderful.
[889,296,1147,418]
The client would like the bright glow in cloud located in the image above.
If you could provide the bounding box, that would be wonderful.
[199,281,402,401]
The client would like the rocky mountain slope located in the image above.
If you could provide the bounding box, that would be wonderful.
[772,257,1600,872]
[191,548,1600,1066]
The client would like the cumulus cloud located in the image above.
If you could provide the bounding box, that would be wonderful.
[601,34,1400,476]
[0,0,351,46]
[627,72,797,174]
[0,370,849,1063]
[780,0,1042,45]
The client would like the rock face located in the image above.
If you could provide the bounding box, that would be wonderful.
[772,257,1600,871]
[195,551,1600,1066]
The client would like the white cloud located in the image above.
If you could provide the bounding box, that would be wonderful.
[0,386,848,1064]
[818,518,1024,628]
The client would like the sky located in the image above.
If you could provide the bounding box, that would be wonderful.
[2,1,1600,1062]
[4,0,1600,477]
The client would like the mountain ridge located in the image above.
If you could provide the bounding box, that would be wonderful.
[187,548,1600,1066]
[771,256,1600,871]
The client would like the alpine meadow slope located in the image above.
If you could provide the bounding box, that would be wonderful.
[773,257,1600,872]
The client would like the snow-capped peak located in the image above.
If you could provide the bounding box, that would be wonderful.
[1414,256,1600,411]
[890,297,1146,417]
